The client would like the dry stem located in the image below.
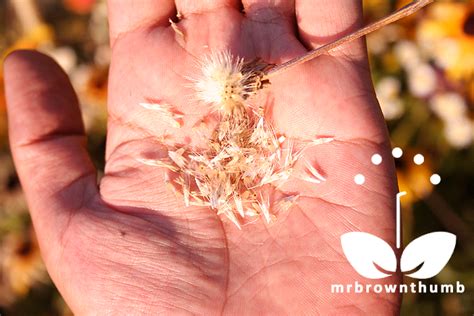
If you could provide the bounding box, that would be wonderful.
[266,0,433,77]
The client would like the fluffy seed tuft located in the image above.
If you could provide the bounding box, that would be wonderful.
[192,51,269,115]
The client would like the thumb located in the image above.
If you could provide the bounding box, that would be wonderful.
[3,50,98,257]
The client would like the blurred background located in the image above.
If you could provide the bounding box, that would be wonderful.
[0,0,472,315]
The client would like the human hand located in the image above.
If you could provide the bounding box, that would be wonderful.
[4,0,399,314]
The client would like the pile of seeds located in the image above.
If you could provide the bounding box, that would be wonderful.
[139,51,331,228]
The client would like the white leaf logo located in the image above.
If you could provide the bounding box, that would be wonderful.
[400,232,456,279]
[340,192,457,280]
[341,232,397,279]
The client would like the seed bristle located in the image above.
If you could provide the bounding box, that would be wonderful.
[138,51,332,228]
[140,102,183,128]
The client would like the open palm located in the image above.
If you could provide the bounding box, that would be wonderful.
[4,0,400,314]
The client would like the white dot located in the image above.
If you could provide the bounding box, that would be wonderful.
[430,174,441,185]
[371,154,383,165]
[414,154,425,165]
[354,174,365,185]
[392,147,403,158]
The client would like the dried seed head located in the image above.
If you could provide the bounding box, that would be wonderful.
[192,51,262,114]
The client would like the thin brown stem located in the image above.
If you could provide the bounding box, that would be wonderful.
[266,0,433,77]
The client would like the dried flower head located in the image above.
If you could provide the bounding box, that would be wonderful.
[191,51,269,115]
[1,229,46,299]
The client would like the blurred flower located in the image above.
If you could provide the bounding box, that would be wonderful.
[0,155,28,227]
[86,67,108,105]
[2,23,54,58]
[396,149,434,205]
[430,92,473,149]
[444,117,474,149]
[393,40,422,69]
[417,2,474,81]
[94,44,111,66]
[1,229,46,299]
[89,0,111,66]
[40,46,78,74]
[89,0,109,47]
[380,50,401,74]
[0,283,15,306]
[376,76,405,120]
[407,63,437,98]
[64,0,97,14]
[430,92,468,122]
[71,64,108,131]
[367,25,402,55]
[363,0,391,19]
